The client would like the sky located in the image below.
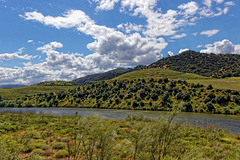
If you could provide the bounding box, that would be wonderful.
[0,0,240,85]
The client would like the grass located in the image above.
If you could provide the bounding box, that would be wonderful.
[115,68,240,91]
[0,112,239,160]
[0,85,77,100]
[187,78,240,90]
[115,68,209,80]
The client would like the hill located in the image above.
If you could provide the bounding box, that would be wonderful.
[0,84,27,88]
[148,50,240,78]
[3,72,239,114]
[115,68,240,91]
[71,66,145,85]
[0,81,78,100]
[72,68,131,85]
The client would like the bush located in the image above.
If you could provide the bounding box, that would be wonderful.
[183,102,193,112]
[162,92,169,102]
[207,84,213,90]
[54,150,68,158]
[182,93,190,101]
[232,95,240,104]
[28,154,46,160]
[207,92,216,99]
[204,97,211,104]
[215,95,227,105]
[39,145,50,151]
[52,142,65,150]
[132,101,138,108]
[151,93,158,101]
[206,102,215,112]
[30,149,44,156]
[175,92,183,100]
[61,137,70,142]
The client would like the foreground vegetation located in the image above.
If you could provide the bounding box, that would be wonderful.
[0,112,239,160]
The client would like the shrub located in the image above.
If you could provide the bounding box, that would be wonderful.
[61,137,70,142]
[163,77,169,83]
[151,93,158,101]
[207,92,216,99]
[183,102,193,112]
[207,84,213,90]
[215,95,227,105]
[232,95,240,104]
[140,101,144,107]
[52,142,65,150]
[30,149,44,156]
[206,102,215,112]
[132,101,138,108]
[54,150,68,158]
[162,92,169,102]
[175,92,183,100]
[39,145,50,151]
[204,97,211,104]
[28,154,46,160]
[182,93,191,101]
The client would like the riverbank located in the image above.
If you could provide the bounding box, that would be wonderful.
[1,107,240,136]
[0,112,239,160]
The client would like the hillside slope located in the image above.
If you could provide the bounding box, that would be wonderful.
[115,68,240,90]
[72,68,131,85]
[148,50,240,78]
[0,81,78,100]
[3,72,240,114]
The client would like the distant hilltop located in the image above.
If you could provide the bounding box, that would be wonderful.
[148,50,240,78]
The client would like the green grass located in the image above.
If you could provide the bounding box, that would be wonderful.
[187,78,240,90]
[0,85,77,100]
[115,68,209,80]
[114,68,240,91]
[0,112,240,160]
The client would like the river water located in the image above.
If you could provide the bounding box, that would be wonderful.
[0,107,239,135]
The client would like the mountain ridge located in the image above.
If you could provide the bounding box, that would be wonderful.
[148,50,240,78]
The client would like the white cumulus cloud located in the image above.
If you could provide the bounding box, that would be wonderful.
[22,9,167,67]
[200,39,240,54]
[0,48,34,60]
[171,33,187,39]
[91,0,120,11]
[27,40,33,43]
[200,29,219,37]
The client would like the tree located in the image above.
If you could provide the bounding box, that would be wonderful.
[232,95,240,104]
[215,95,226,105]
[207,84,213,90]
[207,92,216,99]
[183,102,193,112]
[206,102,215,112]
[163,78,169,83]
[132,101,139,108]
[175,92,183,100]
[162,92,169,102]
[151,93,158,101]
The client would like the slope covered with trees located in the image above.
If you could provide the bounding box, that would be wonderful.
[3,76,240,114]
[148,50,240,78]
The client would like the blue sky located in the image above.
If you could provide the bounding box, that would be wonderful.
[0,0,239,85]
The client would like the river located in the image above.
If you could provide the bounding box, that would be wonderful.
[0,107,239,135]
